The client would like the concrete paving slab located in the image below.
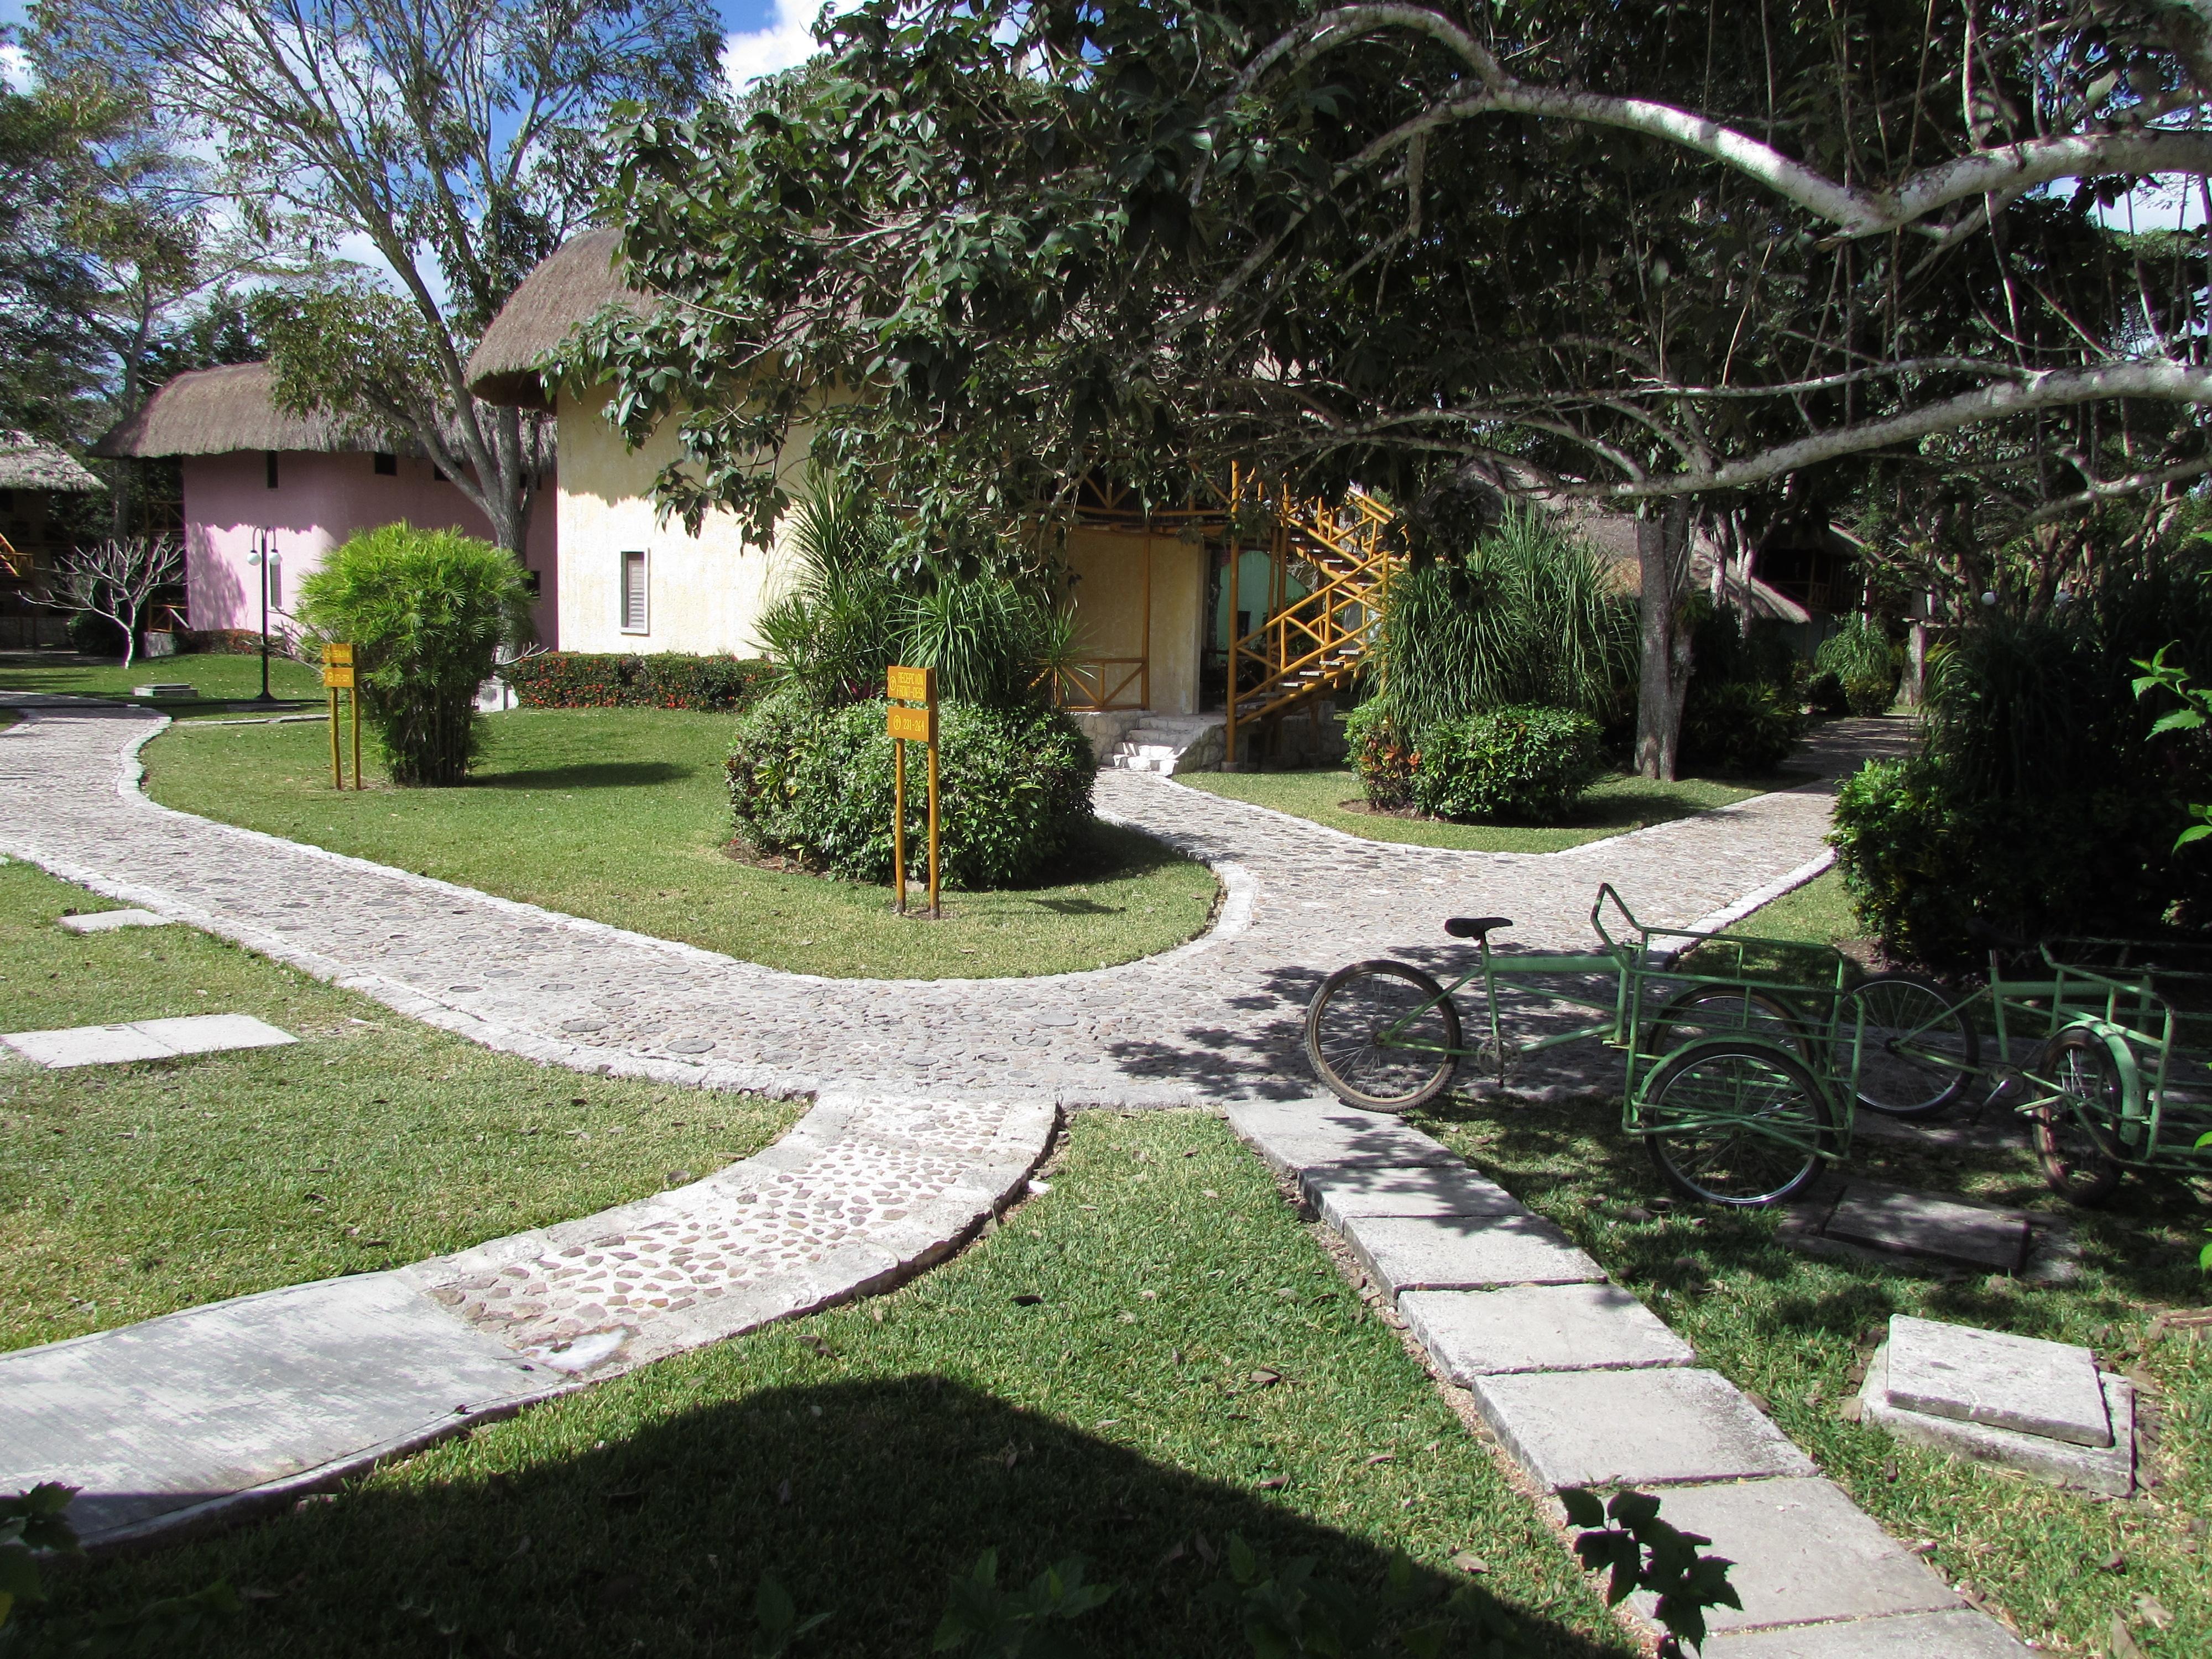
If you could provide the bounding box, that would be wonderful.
[1241,1128,1463,1177]
[1401,1284,1694,1379]
[1883,1313,2110,1446]
[1860,1343,2133,1496]
[1704,1609,2032,1657]
[1341,1212,1607,1298]
[0,1272,547,1546]
[3,1023,175,1067]
[58,907,172,933]
[1473,1368,1817,1489]
[1629,1478,1960,1635]
[130,1013,298,1057]
[1301,1162,1524,1228]
[0,1013,296,1068]
[1824,1185,2029,1271]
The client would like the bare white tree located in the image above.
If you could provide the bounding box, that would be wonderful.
[39,533,184,667]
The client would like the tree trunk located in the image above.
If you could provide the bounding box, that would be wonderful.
[1634,500,1695,779]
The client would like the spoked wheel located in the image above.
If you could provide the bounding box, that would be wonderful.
[1640,1040,1838,1207]
[1851,973,1979,1120]
[2031,1026,2127,1206]
[1646,985,1813,1063]
[1305,959,1463,1112]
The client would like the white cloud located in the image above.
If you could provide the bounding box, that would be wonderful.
[0,45,35,94]
[722,0,832,88]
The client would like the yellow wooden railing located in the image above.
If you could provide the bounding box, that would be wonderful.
[1225,488,1399,764]
[1052,657,1150,712]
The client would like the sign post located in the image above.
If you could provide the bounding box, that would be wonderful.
[322,643,360,790]
[886,665,940,915]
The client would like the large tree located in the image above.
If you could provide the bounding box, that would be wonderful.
[577,0,2212,774]
[34,0,726,556]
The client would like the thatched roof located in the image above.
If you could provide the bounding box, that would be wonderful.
[92,362,395,458]
[0,431,102,492]
[466,228,643,410]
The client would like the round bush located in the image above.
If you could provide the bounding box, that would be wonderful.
[1344,702,1415,810]
[1681,681,1803,774]
[1408,705,1602,823]
[1842,672,1895,716]
[295,523,531,786]
[727,685,1095,887]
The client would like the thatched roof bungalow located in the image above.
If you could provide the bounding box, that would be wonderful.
[95,361,557,645]
[0,432,105,645]
[465,228,806,658]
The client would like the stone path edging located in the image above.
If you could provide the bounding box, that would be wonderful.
[1222,1097,2030,1657]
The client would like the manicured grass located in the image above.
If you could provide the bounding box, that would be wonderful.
[1181,766,1782,852]
[41,1111,1632,1658]
[1729,868,1861,949]
[0,859,799,1352]
[1406,1086,2212,1657]
[0,649,324,713]
[143,709,1221,979]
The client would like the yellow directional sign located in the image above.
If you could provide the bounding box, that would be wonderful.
[886,704,934,742]
[323,643,361,790]
[885,664,940,915]
[324,641,354,664]
[886,664,935,703]
[321,664,355,689]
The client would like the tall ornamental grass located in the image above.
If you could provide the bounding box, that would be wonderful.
[295,524,531,786]
[1371,510,1637,732]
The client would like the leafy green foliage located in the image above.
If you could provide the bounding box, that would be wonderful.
[1343,704,1416,812]
[752,1573,831,1657]
[1559,1489,1739,1657]
[759,488,1073,711]
[1372,513,1637,735]
[727,685,1095,888]
[1407,707,1603,825]
[1679,682,1801,776]
[932,1551,1113,1657]
[500,651,773,711]
[1,1484,240,1653]
[294,523,531,786]
[1814,619,1898,716]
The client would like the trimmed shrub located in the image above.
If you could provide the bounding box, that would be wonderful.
[1842,672,1895,716]
[1343,702,1416,810]
[295,523,530,786]
[1806,670,1849,716]
[66,608,128,656]
[501,651,773,711]
[1680,681,1803,775]
[1408,705,1603,823]
[727,685,1094,887]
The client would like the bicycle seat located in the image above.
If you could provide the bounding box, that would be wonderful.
[1444,916,1514,941]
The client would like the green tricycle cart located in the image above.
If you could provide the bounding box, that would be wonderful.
[1303,884,1884,1207]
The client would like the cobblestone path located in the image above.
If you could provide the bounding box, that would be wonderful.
[0,700,1908,1554]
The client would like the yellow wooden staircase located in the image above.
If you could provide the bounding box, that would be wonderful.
[1225,487,1399,764]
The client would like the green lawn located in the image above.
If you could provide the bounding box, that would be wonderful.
[0,649,324,713]
[0,859,799,1352]
[1729,868,1860,948]
[1181,766,1783,853]
[143,709,1221,979]
[40,1110,1633,1658]
[1409,1079,2211,1656]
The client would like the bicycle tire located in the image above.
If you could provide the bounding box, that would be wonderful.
[1851,973,1979,1119]
[1305,959,1463,1112]
[1640,1039,1837,1207]
[2031,1025,2126,1206]
[1646,985,1813,1064]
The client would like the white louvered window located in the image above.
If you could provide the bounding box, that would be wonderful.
[620,550,648,634]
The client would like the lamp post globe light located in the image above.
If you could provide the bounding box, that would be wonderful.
[245,533,280,704]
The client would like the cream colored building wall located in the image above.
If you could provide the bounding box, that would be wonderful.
[554,388,803,655]
[1062,525,1206,715]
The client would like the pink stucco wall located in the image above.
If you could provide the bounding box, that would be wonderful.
[181,450,559,645]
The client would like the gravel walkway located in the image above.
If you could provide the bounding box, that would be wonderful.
[0,698,1950,1652]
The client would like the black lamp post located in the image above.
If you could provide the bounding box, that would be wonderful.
[246,530,278,703]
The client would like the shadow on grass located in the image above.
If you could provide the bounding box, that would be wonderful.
[474,761,698,791]
[53,1377,1620,1659]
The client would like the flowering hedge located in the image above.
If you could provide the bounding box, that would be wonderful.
[499,651,774,711]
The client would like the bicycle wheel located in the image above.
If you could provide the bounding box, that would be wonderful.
[1305,959,1463,1112]
[1851,973,1979,1119]
[2031,1026,2126,1206]
[1640,1040,1837,1207]
[1646,985,1812,1063]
